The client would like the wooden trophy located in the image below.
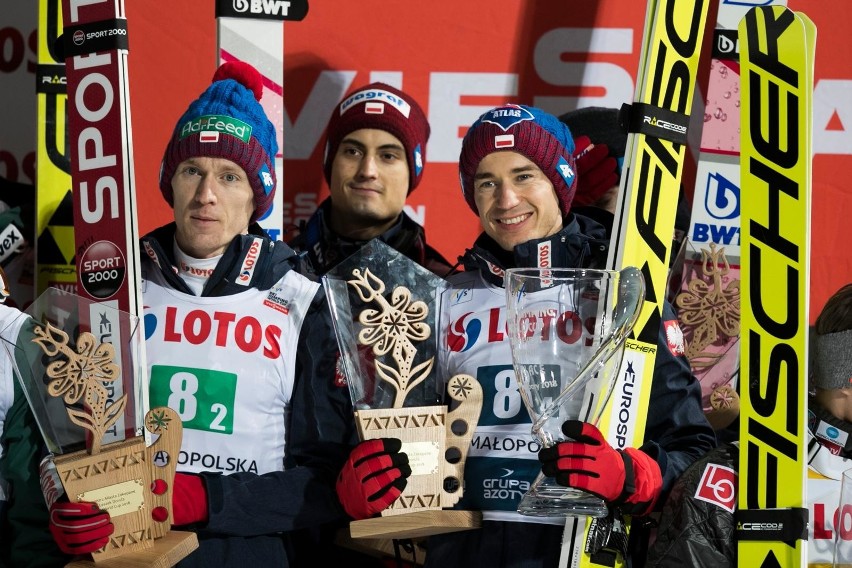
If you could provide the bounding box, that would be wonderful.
[10,290,197,566]
[323,241,483,541]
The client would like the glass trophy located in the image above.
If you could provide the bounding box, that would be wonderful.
[3,287,197,565]
[324,240,483,539]
[504,267,644,517]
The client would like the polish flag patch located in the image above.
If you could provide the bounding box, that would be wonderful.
[365,102,385,114]
[200,131,219,143]
[495,134,515,148]
[694,463,737,513]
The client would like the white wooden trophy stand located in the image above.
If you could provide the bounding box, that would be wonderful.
[338,267,484,541]
[31,321,198,567]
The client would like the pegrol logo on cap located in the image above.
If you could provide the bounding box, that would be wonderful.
[340,88,411,118]
[481,104,535,131]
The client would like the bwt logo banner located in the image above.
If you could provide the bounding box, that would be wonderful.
[690,166,742,255]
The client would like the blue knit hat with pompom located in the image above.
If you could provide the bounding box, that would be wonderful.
[159,61,277,223]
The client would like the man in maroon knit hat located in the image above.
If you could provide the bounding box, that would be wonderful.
[288,82,451,280]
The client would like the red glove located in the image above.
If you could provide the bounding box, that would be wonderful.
[539,420,662,515]
[573,135,619,207]
[172,473,209,526]
[49,500,113,555]
[336,438,411,520]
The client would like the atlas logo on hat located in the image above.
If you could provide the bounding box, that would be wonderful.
[459,104,578,217]
[481,104,535,131]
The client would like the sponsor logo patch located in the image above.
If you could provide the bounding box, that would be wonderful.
[694,463,737,513]
[480,104,534,131]
[179,115,252,143]
[340,88,411,118]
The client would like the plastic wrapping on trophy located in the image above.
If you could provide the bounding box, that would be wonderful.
[2,288,198,565]
[505,267,644,517]
[324,240,483,539]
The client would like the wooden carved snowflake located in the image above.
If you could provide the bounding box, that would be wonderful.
[348,267,434,408]
[675,243,740,369]
[32,322,126,455]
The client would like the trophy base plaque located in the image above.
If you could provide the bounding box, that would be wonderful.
[517,474,608,518]
[350,510,482,540]
[65,530,199,567]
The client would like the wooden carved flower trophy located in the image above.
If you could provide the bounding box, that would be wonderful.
[324,240,483,540]
[7,288,197,566]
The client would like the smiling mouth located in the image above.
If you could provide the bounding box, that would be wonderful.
[497,213,531,226]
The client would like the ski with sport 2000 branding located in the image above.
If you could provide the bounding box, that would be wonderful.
[215,0,308,242]
[737,6,815,568]
[559,1,714,566]
[59,0,148,454]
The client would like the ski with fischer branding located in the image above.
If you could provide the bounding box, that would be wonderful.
[35,0,76,298]
[558,1,713,567]
[668,0,787,434]
[737,6,814,567]
[215,0,308,242]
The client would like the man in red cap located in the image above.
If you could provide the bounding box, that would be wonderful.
[288,82,451,279]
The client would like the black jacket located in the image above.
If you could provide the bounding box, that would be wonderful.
[288,198,453,280]
[425,214,716,568]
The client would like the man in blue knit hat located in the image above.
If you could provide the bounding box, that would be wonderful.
[2,61,356,568]
[332,104,715,567]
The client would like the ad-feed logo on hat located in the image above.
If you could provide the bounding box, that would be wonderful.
[340,89,411,118]
[180,115,252,143]
[481,104,534,131]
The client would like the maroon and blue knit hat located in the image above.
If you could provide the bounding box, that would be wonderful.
[159,61,277,223]
[459,104,577,216]
[323,82,430,193]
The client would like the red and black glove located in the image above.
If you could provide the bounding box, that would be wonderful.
[172,472,209,526]
[49,500,114,555]
[539,420,662,515]
[336,438,411,520]
[572,135,619,207]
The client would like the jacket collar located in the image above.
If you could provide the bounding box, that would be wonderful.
[461,213,609,286]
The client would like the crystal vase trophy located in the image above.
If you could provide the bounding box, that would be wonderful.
[324,240,483,540]
[3,288,198,566]
[504,267,644,517]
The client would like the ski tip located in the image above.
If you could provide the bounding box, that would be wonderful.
[213,61,264,101]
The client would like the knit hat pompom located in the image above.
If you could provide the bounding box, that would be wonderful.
[459,104,577,216]
[323,82,430,193]
[213,61,264,101]
[159,61,277,224]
